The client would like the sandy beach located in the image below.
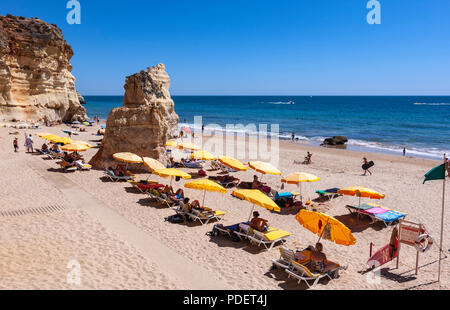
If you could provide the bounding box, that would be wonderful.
[0,123,449,290]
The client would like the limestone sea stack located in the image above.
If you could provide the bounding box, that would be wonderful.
[90,64,179,169]
[0,15,86,125]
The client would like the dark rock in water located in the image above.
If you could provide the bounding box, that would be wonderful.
[77,91,86,105]
[321,136,348,148]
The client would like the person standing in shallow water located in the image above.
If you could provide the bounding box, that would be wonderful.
[403,147,406,157]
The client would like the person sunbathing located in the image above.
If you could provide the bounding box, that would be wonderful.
[309,243,339,273]
[251,175,271,194]
[63,152,74,163]
[170,189,185,203]
[115,164,133,177]
[249,211,269,232]
[51,143,61,153]
[210,174,238,183]
[178,198,192,213]
[40,143,49,153]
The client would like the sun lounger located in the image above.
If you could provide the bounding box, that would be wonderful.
[35,148,50,155]
[104,169,134,182]
[285,261,338,288]
[315,188,341,202]
[272,246,296,269]
[187,208,226,225]
[47,151,63,160]
[248,227,291,250]
[272,247,312,270]
[181,160,205,169]
[346,204,407,227]
[212,222,246,240]
[233,222,253,240]
[128,180,164,193]
[58,161,78,173]
[147,190,173,208]
[79,164,92,171]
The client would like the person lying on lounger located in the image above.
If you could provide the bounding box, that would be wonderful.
[51,143,61,153]
[190,200,215,216]
[249,211,269,232]
[113,164,133,177]
[63,152,74,163]
[209,174,239,183]
[170,189,185,203]
[41,143,49,152]
[251,175,271,194]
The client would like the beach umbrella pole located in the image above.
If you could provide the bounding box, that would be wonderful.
[202,189,206,208]
[248,204,255,222]
[438,153,446,282]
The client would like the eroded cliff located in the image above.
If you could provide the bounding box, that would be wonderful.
[0,15,86,124]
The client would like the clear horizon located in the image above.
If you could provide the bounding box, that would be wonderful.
[2,0,450,96]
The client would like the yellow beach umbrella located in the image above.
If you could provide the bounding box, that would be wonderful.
[165,140,178,147]
[190,150,216,161]
[282,172,320,184]
[185,179,227,207]
[112,152,143,164]
[178,142,201,151]
[36,132,52,138]
[232,189,281,220]
[142,157,166,173]
[41,134,60,141]
[218,156,247,171]
[70,140,93,147]
[296,209,356,246]
[338,186,385,199]
[61,143,90,152]
[153,168,191,186]
[282,172,320,200]
[47,136,72,145]
[248,161,281,180]
[338,186,385,207]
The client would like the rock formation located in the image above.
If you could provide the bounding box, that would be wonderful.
[0,15,86,125]
[77,91,86,105]
[90,64,179,169]
[321,136,348,148]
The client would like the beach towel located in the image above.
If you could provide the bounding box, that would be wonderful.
[375,210,406,222]
[363,207,389,215]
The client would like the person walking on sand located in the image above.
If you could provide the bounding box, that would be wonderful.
[362,157,373,176]
[13,138,19,152]
[24,134,34,153]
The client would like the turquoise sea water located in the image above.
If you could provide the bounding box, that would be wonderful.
[85,96,450,160]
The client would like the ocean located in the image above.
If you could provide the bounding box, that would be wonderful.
[84,96,450,160]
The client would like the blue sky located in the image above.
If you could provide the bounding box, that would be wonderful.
[2,0,450,95]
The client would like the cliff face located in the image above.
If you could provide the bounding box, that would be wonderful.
[0,15,86,124]
[90,64,179,169]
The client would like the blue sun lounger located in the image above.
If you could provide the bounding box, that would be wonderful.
[346,204,407,227]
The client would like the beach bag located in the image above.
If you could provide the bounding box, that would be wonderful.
[166,214,184,223]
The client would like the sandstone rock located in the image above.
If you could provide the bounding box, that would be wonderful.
[77,91,86,105]
[0,15,86,125]
[321,136,348,148]
[90,64,179,169]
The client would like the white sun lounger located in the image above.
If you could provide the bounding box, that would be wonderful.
[248,229,291,250]
[187,208,226,225]
[271,246,296,269]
